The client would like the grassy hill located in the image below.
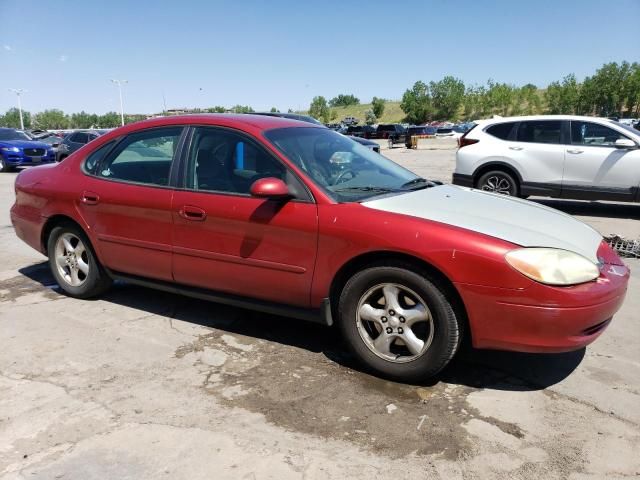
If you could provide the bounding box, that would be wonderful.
[300,101,405,124]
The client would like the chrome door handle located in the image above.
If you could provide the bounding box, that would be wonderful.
[567,149,584,154]
[508,146,523,151]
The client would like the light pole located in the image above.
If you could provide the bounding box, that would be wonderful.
[8,88,26,130]
[110,79,128,126]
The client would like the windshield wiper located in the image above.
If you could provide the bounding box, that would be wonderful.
[401,177,440,190]
[333,186,400,193]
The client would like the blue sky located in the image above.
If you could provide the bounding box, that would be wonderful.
[0,0,638,114]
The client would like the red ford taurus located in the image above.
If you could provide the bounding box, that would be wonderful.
[10,115,629,381]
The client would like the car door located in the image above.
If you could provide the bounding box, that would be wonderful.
[171,126,318,307]
[506,120,566,194]
[562,120,640,201]
[77,126,185,281]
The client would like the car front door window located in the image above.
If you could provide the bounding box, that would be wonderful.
[571,122,627,147]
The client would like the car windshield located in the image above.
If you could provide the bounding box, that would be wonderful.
[265,127,422,202]
[0,129,30,141]
[609,121,640,137]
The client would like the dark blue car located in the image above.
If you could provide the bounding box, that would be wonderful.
[0,128,56,172]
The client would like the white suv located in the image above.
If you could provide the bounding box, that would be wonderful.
[453,115,640,201]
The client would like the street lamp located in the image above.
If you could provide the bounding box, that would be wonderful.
[8,88,26,130]
[110,79,128,126]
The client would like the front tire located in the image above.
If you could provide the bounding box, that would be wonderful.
[338,265,462,382]
[0,158,13,173]
[476,170,519,196]
[47,224,112,298]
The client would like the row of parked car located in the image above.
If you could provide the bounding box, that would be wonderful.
[0,128,110,171]
[337,123,474,148]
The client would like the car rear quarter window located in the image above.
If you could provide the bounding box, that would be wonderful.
[83,141,115,174]
[517,121,562,144]
[486,122,516,140]
[571,121,629,147]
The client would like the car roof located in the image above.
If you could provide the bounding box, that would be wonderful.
[132,113,316,130]
[474,115,626,125]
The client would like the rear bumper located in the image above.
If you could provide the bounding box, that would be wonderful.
[10,205,46,254]
[456,261,630,353]
[452,173,473,188]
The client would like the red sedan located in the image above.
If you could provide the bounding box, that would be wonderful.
[10,115,629,381]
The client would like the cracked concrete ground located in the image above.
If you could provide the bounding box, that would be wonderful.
[1,148,639,479]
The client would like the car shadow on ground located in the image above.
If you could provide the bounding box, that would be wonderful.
[534,198,640,221]
[20,262,585,393]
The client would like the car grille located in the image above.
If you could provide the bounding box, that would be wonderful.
[24,148,46,157]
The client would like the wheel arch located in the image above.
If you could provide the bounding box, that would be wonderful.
[328,250,470,342]
[472,161,523,188]
[41,215,90,255]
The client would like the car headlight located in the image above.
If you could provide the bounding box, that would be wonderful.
[505,248,600,286]
[1,147,20,152]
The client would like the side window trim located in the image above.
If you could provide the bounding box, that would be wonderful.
[178,125,314,203]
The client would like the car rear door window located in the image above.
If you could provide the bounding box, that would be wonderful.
[98,127,183,186]
[486,122,516,140]
[84,141,115,174]
[70,132,89,144]
[185,127,306,196]
[517,121,562,144]
[571,121,627,147]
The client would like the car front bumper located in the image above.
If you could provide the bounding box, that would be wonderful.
[456,243,630,353]
[1,151,56,166]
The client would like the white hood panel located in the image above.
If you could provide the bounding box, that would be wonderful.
[362,185,603,263]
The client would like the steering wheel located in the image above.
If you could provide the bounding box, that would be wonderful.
[334,169,356,185]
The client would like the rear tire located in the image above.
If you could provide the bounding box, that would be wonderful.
[476,170,519,196]
[47,224,112,298]
[338,265,462,382]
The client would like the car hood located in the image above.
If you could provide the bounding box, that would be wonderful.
[361,185,603,263]
[0,139,50,149]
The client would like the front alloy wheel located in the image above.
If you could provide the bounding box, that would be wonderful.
[338,265,462,382]
[356,283,434,362]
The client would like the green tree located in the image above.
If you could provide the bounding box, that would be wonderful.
[309,96,330,123]
[462,85,488,120]
[400,81,433,124]
[98,112,121,128]
[1,108,31,129]
[330,109,338,121]
[430,76,465,120]
[206,106,226,113]
[623,62,640,115]
[69,111,99,128]
[485,80,518,116]
[270,107,279,113]
[517,84,542,115]
[371,97,386,118]
[230,105,254,113]
[364,109,377,125]
[329,94,360,107]
[33,109,69,129]
[545,74,580,114]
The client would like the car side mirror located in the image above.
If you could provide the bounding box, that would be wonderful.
[614,138,637,149]
[249,177,291,200]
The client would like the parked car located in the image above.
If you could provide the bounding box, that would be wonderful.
[253,112,380,152]
[377,124,406,141]
[404,126,437,148]
[435,127,455,137]
[11,114,629,381]
[0,128,56,172]
[56,129,108,162]
[453,115,640,201]
[36,133,65,154]
[342,116,358,126]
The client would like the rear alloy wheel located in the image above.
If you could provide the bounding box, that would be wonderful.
[476,170,518,196]
[338,266,462,382]
[47,224,112,298]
